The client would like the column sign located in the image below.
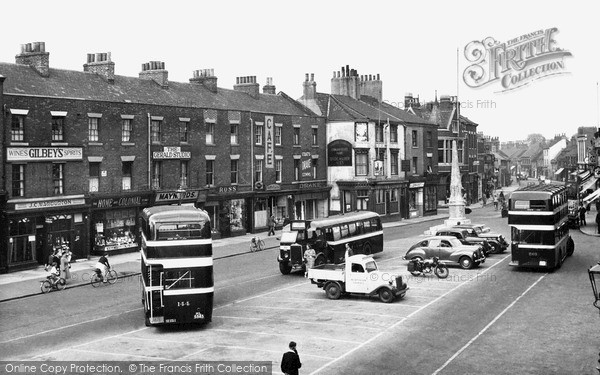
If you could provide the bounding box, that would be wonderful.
[265,116,274,168]
[7,147,83,161]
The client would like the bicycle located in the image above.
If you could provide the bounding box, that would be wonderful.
[90,267,118,287]
[40,273,66,293]
[249,236,265,252]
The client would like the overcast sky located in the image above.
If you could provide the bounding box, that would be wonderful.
[1,0,598,142]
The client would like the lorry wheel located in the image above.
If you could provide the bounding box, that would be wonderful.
[378,288,394,303]
[279,262,292,275]
[325,282,342,300]
[566,237,574,256]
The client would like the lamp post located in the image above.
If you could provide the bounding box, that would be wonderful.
[588,262,600,314]
[176,185,185,206]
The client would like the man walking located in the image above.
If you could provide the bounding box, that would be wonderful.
[579,203,587,226]
[267,214,276,236]
[281,341,301,375]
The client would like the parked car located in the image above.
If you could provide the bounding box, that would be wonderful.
[434,227,493,256]
[454,224,509,254]
[404,236,485,269]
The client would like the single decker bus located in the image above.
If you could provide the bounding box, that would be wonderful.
[278,211,384,274]
[508,184,574,270]
[139,205,213,326]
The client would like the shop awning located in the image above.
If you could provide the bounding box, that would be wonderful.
[579,170,591,181]
[581,177,598,192]
[554,168,565,175]
[583,187,600,203]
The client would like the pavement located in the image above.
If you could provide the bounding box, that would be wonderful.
[3,179,594,302]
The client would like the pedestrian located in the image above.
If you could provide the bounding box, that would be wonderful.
[303,248,316,277]
[281,341,301,375]
[493,194,498,211]
[345,243,354,258]
[596,211,600,234]
[267,215,276,236]
[579,203,587,226]
[60,247,72,280]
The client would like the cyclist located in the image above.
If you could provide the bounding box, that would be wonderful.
[95,252,111,283]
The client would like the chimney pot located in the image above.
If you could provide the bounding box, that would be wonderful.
[310,73,314,81]
[305,73,309,82]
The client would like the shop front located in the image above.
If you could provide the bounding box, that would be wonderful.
[3,195,89,272]
[337,180,406,221]
[289,181,330,222]
[408,180,425,218]
[205,186,252,239]
[90,192,152,255]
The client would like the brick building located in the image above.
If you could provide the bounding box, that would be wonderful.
[0,42,328,273]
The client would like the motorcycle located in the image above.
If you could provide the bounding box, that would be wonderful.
[407,257,449,279]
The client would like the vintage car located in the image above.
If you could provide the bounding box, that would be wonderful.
[404,236,485,269]
[453,224,509,254]
[434,227,493,256]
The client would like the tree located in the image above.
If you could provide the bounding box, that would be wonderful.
[526,133,546,144]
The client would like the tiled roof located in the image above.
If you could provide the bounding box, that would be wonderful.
[0,62,314,116]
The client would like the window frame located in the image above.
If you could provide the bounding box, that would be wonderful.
[205,122,215,145]
[206,160,214,186]
[122,161,132,191]
[355,149,369,176]
[88,117,100,142]
[230,159,239,184]
[12,164,25,197]
[52,163,64,195]
[179,121,189,143]
[151,120,162,144]
[52,116,65,142]
[11,115,25,142]
[122,119,133,143]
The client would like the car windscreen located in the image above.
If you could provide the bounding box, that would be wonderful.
[365,261,378,272]
[280,231,299,244]
[448,238,463,247]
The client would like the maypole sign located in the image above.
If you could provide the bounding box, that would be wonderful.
[463,27,572,92]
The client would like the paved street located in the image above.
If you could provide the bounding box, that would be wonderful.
[1,201,599,375]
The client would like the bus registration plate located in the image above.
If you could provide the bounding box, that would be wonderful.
[528,252,538,257]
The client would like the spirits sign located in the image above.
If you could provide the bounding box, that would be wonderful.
[327,140,352,166]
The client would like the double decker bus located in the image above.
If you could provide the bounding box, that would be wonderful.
[508,184,575,270]
[278,211,384,274]
[139,205,213,326]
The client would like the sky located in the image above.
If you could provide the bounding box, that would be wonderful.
[1,0,599,142]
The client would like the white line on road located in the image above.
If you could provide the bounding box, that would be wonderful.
[214,315,383,331]
[69,347,172,361]
[309,253,511,375]
[233,304,403,318]
[208,328,363,345]
[431,273,547,375]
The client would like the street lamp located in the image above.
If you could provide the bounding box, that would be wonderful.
[588,262,600,314]
[176,184,185,206]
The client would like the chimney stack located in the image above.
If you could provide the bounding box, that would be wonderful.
[331,65,360,99]
[139,61,168,88]
[404,93,420,108]
[302,73,317,100]
[190,69,218,93]
[83,52,115,83]
[233,76,259,99]
[359,72,383,102]
[15,42,50,77]
[263,77,276,94]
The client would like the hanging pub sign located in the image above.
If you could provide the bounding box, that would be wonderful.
[327,140,352,166]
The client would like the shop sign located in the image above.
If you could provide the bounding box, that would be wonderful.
[327,140,352,166]
[266,184,281,191]
[7,147,83,162]
[92,195,148,208]
[152,146,191,159]
[409,182,425,188]
[15,198,86,210]
[265,116,274,168]
[218,186,238,193]
[299,181,325,189]
[155,190,199,203]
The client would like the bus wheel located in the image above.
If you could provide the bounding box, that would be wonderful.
[279,262,292,275]
[566,237,574,256]
[314,254,326,267]
[363,243,372,255]
[325,282,342,300]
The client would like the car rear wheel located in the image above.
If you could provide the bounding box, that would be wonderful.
[459,256,474,269]
[325,282,342,300]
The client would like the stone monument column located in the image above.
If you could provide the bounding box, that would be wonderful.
[444,139,470,226]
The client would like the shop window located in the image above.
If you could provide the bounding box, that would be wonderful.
[229,199,245,232]
[52,116,64,142]
[8,218,35,264]
[11,115,25,141]
[409,190,417,210]
[93,209,138,252]
[12,164,25,197]
[89,162,100,192]
[390,189,398,202]
[47,215,72,254]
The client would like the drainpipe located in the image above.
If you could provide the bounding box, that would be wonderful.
[147,113,151,189]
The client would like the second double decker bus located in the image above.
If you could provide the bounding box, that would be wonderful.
[508,184,575,270]
[278,211,384,274]
[139,205,213,326]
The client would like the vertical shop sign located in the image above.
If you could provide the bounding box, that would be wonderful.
[265,116,274,168]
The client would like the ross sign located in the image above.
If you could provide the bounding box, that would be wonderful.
[327,140,353,166]
[155,190,200,203]
[152,146,191,159]
[218,186,238,193]
[15,198,86,210]
[265,116,274,168]
[7,147,83,162]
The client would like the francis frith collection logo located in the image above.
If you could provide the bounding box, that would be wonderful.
[463,27,572,92]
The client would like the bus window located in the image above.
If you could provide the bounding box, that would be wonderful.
[332,226,341,241]
[513,229,555,245]
[325,228,334,242]
[340,224,349,239]
[348,222,357,236]
[371,218,382,230]
[363,220,372,233]
[355,222,363,234]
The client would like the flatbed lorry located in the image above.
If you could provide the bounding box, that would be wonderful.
[307,253,408,303]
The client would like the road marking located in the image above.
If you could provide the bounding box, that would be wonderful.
[431,273,547,375]
[208,328,362,344]
[69,347,172,361]
[0,307,143,344]
[232,304,402,318]
[180,344,335,360]
[214,315,382,331]
[309,253,510,375]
